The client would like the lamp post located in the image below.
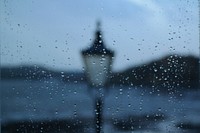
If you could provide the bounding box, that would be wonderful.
[81,21,114,133]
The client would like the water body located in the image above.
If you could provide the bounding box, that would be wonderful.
[1,79,200,132]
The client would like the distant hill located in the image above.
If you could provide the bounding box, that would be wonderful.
[1,55,199,89]
[0,65,85,82]
[110,55,199,89]
[1,65,51,80]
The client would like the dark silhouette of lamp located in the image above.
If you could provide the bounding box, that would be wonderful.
[81,21,114,133]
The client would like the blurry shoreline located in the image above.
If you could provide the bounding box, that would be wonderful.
[1,54,199,90]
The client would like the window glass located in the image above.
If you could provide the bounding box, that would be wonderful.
[1,0,199,132]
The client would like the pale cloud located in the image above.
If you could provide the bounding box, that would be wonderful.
[127,0,167,26]
[127,0,162,12]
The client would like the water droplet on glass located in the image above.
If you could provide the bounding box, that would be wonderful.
[158,108,162,112]
[55,110,58,115]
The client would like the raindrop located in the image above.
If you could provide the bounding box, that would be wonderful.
[62,100,65,103]
[55,110,58,115]
[125,77,129,80]
[119,88,123,94]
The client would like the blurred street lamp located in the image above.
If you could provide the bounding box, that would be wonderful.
[81,21,114,133]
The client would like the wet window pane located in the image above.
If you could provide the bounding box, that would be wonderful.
[1,0,199,132]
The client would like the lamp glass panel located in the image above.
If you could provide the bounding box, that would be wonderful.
[84,55,111,87]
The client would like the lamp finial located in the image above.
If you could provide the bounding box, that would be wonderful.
[96,20,101,30]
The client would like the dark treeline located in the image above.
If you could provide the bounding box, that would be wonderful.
[110,55,199,89]
[1,54,199,89]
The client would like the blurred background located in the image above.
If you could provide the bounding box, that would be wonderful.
[1,0,200,132]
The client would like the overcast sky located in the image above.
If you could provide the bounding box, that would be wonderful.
[1,0,199,71]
